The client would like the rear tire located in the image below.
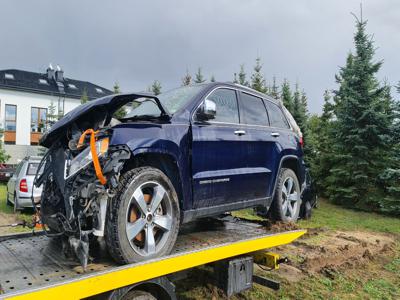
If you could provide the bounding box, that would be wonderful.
[6,190,12,206]
[13,193,19,213]
[270,168,301,222]
[105,167,180,264]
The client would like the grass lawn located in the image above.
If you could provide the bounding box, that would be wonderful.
[0,184,34,234]
[298,199,400,234]
[178,199,400,300]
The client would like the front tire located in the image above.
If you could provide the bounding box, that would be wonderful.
[270,168,301,222]
[105,167,180,264]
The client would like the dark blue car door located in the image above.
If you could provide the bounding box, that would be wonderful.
[263,99,294,194]
[237,92,278,199]
[191,88,248,208]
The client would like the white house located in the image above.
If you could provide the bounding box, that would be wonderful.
[0,65,112,163]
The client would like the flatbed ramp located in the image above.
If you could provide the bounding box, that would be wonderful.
[0,218,305,299]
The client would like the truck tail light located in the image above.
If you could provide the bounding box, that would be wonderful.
[299,137,304,148]
[20,179,28,193]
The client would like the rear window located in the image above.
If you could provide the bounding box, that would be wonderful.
[26,163,39,175]
[264,101,290,129]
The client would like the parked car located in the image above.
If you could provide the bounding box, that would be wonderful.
[7,156,43,212]
[36,82,306,266]
[0,163,16,182]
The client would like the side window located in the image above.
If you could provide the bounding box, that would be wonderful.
[206,89,239,123]
[240,93,269,126]
[264,101,290,129]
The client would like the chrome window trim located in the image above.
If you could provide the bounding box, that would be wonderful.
[191,85,293,131]
[192,86,241,125]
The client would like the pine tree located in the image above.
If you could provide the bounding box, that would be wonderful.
[238,65,249,86]
[113,82,127,119]
[194,68,206,83]
[269,76,279,100]
[292,83,301,122]
[326,16,398,210]
[250,58,267,93]
[281,79,293,113]
[233,73,238,84]
[181,69,192,86]
[307,90,335,194]
[377,84,400,214]
[113,82,121,94]
[80,87,89,104]
[210,75,216,82]
[151,80,162,95]
[0,129,10,163]
[47,100,57,127]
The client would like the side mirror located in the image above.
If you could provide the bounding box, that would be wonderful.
[196,99,216,121]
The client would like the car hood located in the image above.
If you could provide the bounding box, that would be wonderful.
[40,93,168,148]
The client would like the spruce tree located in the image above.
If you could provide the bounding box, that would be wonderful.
[194,68,206,83]
[281,79,293,113]
[292,83,302,123]
[113,82,127,119]
[0,129,10,163]
[250,58,267,93]
[182,69,192,86]
[113,82,121,94]
[151,80,162,95]
[309,90,335,194]
[238,64,249,86]
[210,75,216,82]
[181,69,192,86]
[233,73,238,84]
[377,84,400,214]
[326,17,398,209]
[269,76,279,100]
[47,100,57,127]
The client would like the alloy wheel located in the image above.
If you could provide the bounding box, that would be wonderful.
[281,177,300,220]
[125,181,173,256]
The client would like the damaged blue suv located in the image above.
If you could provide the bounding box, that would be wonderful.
[36,82,306,266]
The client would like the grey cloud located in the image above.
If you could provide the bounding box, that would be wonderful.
[0,0,399,113]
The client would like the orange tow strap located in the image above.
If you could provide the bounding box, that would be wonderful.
[77,129,107,185]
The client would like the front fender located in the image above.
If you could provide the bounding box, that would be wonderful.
[109,123,193,210]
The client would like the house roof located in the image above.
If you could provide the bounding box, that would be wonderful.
[0,68,113,100]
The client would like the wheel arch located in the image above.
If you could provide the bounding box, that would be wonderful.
[123,150,185,211]
[271,155,304,200]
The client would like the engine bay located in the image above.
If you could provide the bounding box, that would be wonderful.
[34,117,130,268]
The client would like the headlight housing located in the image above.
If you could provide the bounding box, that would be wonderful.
[66,138,109,179]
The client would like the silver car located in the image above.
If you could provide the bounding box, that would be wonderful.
[6,156,43,211]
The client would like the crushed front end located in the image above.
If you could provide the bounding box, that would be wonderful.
[35,127,130,269]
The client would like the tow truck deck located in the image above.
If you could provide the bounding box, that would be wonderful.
[0,217,305,299]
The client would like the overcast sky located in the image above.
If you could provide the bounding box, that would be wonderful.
[0,0,399,113]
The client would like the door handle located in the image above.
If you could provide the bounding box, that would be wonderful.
[234,130,246,136]
[271,132,280,137]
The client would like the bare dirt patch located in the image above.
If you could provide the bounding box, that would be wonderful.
[0,212,26,235]
[273,228,397,281]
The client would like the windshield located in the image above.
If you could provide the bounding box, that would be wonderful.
[158,85,204,114]
[120,85,204,120]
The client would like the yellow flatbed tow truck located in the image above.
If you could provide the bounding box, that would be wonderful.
[0,217,305,300]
